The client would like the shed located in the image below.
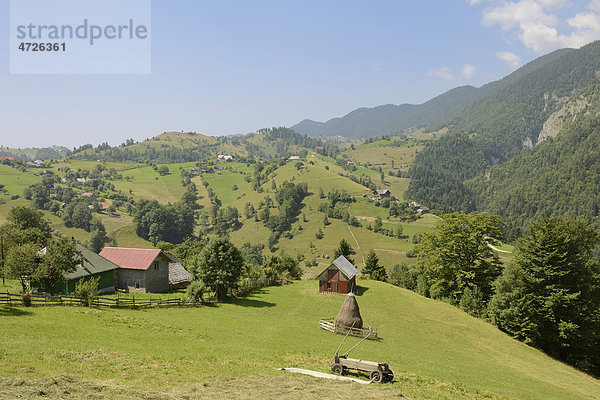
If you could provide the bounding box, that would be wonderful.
[100,247,175,293]
[317,256,357,294]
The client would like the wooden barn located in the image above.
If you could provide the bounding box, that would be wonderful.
[36,243,120,295]
[317,256,357,294]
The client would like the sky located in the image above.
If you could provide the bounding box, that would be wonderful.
[1,0,600,148]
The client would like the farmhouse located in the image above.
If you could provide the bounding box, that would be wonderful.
[100,247,175,293]
[288,155,300,161]
[372,189,391,200]
[37,243,120,295]
[317,255,357,294]
[218,154,234,161]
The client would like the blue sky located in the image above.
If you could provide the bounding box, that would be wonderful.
[1,0,599,148]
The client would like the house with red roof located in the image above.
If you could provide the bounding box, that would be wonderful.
[100,247,175,293]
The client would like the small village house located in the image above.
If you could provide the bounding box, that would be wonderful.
[372,189,391,200]
[317,255,357,294]
[100,247,175,293]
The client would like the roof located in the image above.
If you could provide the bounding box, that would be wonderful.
[98,201,110,210]
[37,243,120,281]
[169,262,192,286]
[318,255,358,280]
[375,189,390,195]
[66,244,121,280]
[332,256,358,279]
[1,156,14,160]
[99,247,175,270]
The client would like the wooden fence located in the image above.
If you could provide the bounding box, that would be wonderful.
[319,318,378,340]
[0,291,196,309]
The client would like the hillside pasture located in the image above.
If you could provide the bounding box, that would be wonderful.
[0,164,40,200]
[0,280,598,400]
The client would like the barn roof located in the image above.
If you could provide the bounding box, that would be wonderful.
[331,256,358,279]
[99,247,175,270]
[37,243,120,281]
[374,189,390,195]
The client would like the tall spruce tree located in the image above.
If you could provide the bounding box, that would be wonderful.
[334,239,354,264]
[489,217,600,376]
[363,250,388,282]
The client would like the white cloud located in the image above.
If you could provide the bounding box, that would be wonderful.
[462,63,477,79]
[428,67,454,80]
[478,0,600,54]
[496,51,522,69]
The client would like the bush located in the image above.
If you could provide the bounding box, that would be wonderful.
[186,280,206,304]
[21,292,31,307]
[74,277,100,306]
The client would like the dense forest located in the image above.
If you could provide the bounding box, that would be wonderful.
[405,41,600,237]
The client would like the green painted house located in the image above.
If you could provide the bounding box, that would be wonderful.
[52,244,120,295]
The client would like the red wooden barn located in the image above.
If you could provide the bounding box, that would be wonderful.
[317,255,357,294]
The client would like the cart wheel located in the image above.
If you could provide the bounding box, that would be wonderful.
[331,364,343,375]
[370,370,383,383]
[384,371,394,382]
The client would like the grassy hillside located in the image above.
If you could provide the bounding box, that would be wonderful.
[0,280,598,399]
[0,164,41,200]
[0,153,434,270]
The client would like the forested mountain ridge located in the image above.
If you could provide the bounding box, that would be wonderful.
[291,48,572,139]
[406,40,600,238]
[292,86,479,138]
[468,81,600,238]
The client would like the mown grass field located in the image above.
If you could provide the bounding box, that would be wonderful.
[343,141,423,174]
[0,164,40,200]
[0,280,598,400]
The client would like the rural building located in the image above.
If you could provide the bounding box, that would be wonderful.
[372,189,391,200]
[410,201,430,214]
[37,243,120,295]
[97,201,110,212]
[100,247,174,293]
[317,256,357,294]
[218,154,234,161]
[288,155,300,161]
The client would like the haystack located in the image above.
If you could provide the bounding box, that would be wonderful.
[335,292,363,329]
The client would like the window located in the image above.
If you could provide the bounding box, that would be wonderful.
[327,282,331,290]
[154,261,159,270]
[135,282,140,289]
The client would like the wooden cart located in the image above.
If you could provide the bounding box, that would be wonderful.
[330,325,393,383]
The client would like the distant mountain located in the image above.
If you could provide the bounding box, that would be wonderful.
[405,41,600,237]
[292,86,478,138]
[291,48,572,139]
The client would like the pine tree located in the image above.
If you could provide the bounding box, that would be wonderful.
[489,217,600,375]
[334,239,354,264]
[363,250,387,281]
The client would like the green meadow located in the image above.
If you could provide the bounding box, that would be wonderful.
[0,280,598,400]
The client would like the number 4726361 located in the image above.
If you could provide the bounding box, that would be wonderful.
[18,42,66,52]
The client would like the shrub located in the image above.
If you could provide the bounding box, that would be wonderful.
[74,277,100,307]
[186,280,206,304]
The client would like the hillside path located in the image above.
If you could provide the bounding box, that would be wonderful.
[346,224,366,265]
